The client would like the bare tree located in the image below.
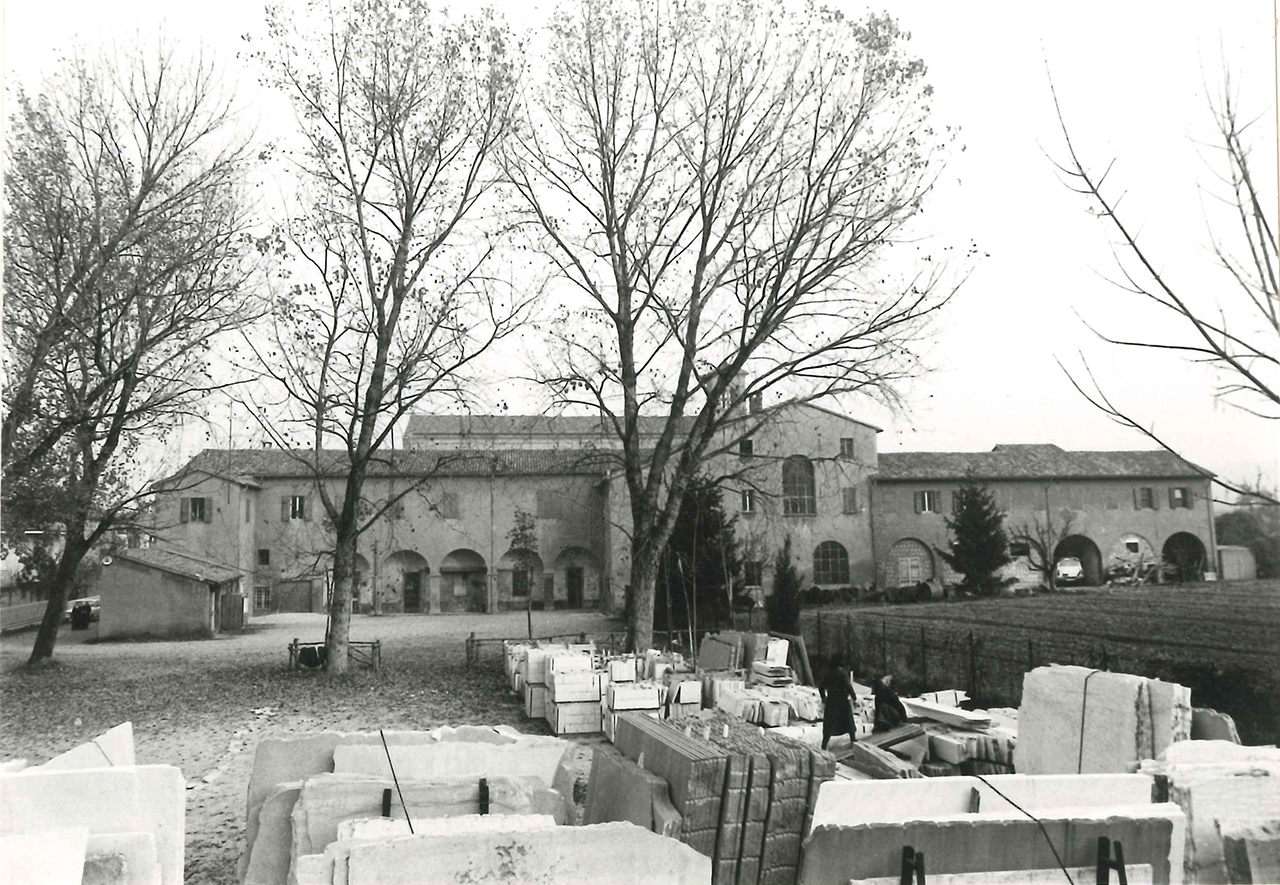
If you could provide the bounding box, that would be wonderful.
[1010,504,1075,592]
[1050,72,1278,504]
[3,41,261,663]
[505,0,958,650]
[245,0,525,672]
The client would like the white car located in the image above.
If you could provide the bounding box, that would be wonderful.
[1054,556,1084,584]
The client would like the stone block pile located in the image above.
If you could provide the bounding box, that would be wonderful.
[799,773,1186,885]
[240,723,710,885]
[592,708,835,885]
[1137,740,1280,884]
[507,639,698,736]
[0,722,182,885]
[1017,664,1192,775]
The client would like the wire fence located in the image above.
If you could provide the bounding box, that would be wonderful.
[799,607,1280,743]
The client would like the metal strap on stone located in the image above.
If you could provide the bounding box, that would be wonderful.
[379,728,414,834]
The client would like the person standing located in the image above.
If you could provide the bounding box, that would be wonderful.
[872,674,908,733]
[819,653,857,750]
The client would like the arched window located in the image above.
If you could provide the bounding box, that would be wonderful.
[813,541,849,584]
[782,456,816,515]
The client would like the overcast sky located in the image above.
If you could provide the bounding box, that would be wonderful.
[4,0,1277,493]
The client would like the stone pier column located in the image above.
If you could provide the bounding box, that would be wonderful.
[428,574,441,615]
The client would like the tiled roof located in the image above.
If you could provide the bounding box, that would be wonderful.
[877,444,1211,481]
[176,447,627,480]
[115,547,243,584]
[404,413,685,439]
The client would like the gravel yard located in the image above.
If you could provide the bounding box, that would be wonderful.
[0,609,621,884]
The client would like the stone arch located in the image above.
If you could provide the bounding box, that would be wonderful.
[441,548,488,613]
[782,456,817,516]
[385,550,429,613]
[553,546,600,609]
[1053,534,1104,586]
[887,538,934,588]
[1162,532,1207,582]
[813,541,850,585]
[1106,533,1155,580]
[498,548,545,609]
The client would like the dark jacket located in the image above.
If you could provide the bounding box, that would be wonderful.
[872,679,907,732]
[821,666,856,736]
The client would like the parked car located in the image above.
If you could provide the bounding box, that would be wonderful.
[1054,556,1084,584]
[62,596,101,623]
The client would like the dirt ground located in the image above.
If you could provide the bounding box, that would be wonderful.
[0,609,620,884]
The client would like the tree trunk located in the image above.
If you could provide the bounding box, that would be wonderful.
[326,531,357,675]
[628,554,659,653]
[28,528,89,665]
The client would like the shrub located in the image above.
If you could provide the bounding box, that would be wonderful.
[766,537,803,634]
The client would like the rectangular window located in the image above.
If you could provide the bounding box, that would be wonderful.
[1009,541,1030,558]
[741,489,757,513]
[290,495,306,520]
[1136,487,1155,510]
[253,583,272,610]
[512,569,530,598]
[1126,540,1140,554]
[898,557,922,587]
[839,437,855,458]
[257,549,271,567]
[738,438,754,457]
[1169,487,1191,509]
[842,487,860,514]
[950,491,959,514]
[914,491,940,513]
[744,561,763,587]
[186,497,208,523]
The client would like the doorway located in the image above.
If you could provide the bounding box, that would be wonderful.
[567,567,584,608]
[404,571,422,613]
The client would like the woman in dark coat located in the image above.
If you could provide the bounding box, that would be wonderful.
[819,654,856,750]
[872,674,908,733]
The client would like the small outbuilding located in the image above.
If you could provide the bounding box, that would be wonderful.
[96,548,245,640]
[1217,545,1258,582]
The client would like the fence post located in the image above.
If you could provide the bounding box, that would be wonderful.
[881,618,888,675]
[967,630,976,696]
[920,624,928,690]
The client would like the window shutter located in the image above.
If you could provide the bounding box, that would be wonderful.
[1168,488,1177,509]
[951,491,959,514]
[1151,489,1160,510]
[1186,488,1195,508]
[914,492,922,514]
[180,498,190,523]
[204,497,214,523]
[303,496,311,522]
[281,497,290,521]
[1133,488,1139,510]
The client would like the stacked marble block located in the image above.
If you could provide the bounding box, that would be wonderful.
[602,709,835,885]
[1138,740,1280,884]
[0,722,182,885]
[240,724,710,885]
[1017,665,1192,775]
[799,773,1186,884]
[510,643,602,734]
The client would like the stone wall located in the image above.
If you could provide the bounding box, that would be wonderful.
[871,476,1216,589]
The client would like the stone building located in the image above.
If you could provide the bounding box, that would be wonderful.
[152,448,622,615]
[872,444,1216,589]
[146,416,1220,618]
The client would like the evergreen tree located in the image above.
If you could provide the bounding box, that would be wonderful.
[938,477,1013,595]
[656,474,742,634]
[766,536,803,635]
